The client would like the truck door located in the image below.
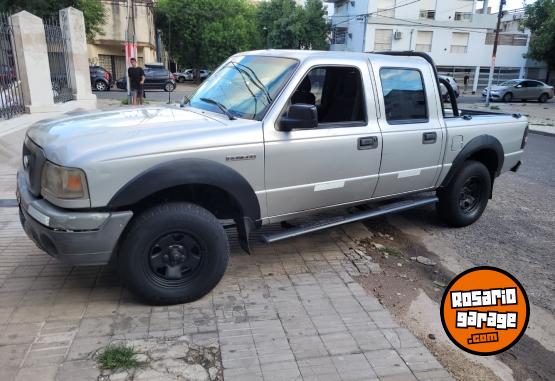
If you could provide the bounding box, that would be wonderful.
[264,63,382,219]
[371,63,444,198]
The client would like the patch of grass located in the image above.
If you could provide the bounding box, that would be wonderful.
[96,345,138,371]
[490,105,500,110]
[383,246,404,257]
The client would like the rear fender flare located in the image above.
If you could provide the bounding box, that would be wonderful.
[441,135,504,190]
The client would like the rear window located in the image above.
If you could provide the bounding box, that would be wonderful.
[380,68,428,124]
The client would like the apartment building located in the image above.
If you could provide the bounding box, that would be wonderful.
[87,0,157,80]
[328,0,549,92]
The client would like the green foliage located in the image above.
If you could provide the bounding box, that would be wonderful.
[522,0,555,71]
[0,0,105,40]
[258,0,329,50]
[156,0,330,69]
[157,0,262,69]
[96,345,138,371]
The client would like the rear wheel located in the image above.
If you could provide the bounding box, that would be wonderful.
[502,92,513,102]
[437,160,491,227]
[118,202,230,305]
[539,93,549,103]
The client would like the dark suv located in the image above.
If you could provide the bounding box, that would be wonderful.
[116,64,176,92]
[89,66,113,91]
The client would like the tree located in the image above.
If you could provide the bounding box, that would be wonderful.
[257,0,329,50]
[156,0,261,69]
[0,0,105,40]
[522,0,555,82]
[302,0,330,50]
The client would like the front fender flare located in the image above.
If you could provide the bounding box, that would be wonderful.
[108,158,261,222]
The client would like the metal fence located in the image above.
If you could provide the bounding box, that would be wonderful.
[0,13,25,120]
[44,15,73,103]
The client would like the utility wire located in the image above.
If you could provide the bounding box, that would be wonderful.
[332,0,422,27]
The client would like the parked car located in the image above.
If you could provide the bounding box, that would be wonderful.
[17,50,528,305]
[174,69,210,82]
[439,75,460,101]
[482,79,554,102]
[89,65,113,91]
[116,64,176,92]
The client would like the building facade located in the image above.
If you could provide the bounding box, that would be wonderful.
[328,0,549,92]
[87,0,157,80]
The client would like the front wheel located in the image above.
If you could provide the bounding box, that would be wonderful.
[164,82,175,92]
[502,92,513,102]
[118,202,230,305]
[437,160,491,227]
[95,80,107,91]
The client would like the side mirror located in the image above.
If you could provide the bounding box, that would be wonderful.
[279,104,318,131]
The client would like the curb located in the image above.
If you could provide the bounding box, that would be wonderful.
[529,128,555,138]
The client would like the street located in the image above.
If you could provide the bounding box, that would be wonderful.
[398,133,554,313]
[93,83,198,104]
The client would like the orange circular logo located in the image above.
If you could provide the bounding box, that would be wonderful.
[440,266,529,356]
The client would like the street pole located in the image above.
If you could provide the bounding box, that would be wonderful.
[485,0,505,107]
[361,15,368,52]
[167,17,172,104]
[125,0,131,105]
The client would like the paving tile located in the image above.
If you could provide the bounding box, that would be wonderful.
[320,332,360,356]
[15,365,58,381]
[364,349,412,377]
[297,356,341,379]
[397,346,443,373]
[332,353,378,381]
[260,360,302,381]
[382,328,422,349]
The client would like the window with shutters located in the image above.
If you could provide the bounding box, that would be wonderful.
[419,10,435,20]
[450,32,469,53]
[415,31,433,52]
[377,0,396,18]
[374,29,393,51]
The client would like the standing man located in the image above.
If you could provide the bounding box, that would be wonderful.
[463,74,470,93]
[128,58,145,105]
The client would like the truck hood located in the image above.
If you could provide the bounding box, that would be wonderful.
[26,106,251,165]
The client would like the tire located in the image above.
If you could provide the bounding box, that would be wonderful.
[539,93,549,103]
[437,160,492,227]
[502,92,513,102]
[95,80,107,91]
[118,202,230,305]
[164,82,175,92]
[177,76,185,83]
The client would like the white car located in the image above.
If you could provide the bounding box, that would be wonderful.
[439,75,460,101]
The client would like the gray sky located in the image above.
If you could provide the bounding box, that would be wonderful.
[487,0,536,11]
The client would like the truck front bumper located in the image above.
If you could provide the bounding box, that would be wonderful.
[17,171,133,266]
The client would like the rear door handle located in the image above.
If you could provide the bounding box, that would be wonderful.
[422,132,437,144]
[358,136,378,150]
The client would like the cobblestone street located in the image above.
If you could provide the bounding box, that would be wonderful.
[0,160,451,380]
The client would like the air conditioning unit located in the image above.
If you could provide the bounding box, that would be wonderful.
[394,31,402,40]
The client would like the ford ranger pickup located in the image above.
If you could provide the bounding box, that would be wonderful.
[17,50,528,304]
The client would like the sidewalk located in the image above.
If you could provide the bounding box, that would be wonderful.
[0,113,453,381]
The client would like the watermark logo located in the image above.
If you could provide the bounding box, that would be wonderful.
[440,266,529,355]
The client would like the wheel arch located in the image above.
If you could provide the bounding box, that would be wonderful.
[441,135,504,197]
[108,158,261,253]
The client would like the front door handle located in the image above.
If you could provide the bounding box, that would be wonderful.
[358,136,378,150]
[422,132,437,144]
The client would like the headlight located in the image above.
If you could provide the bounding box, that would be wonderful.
[41,161,89,199]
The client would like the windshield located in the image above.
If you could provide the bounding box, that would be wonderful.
[188,55,298,120]
[500,80,520,87]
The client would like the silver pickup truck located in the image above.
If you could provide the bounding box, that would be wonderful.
[17,50,528,304]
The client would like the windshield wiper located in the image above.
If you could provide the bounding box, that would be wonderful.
[199,97,236,120]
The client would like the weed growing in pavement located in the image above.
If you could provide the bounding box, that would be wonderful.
[96,345,138,371]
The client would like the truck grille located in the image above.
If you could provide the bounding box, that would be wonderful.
[22,138,46,197]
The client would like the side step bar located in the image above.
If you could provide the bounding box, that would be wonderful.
[261,196,438,244]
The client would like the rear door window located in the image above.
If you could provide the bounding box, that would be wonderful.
[380,68,428,124]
